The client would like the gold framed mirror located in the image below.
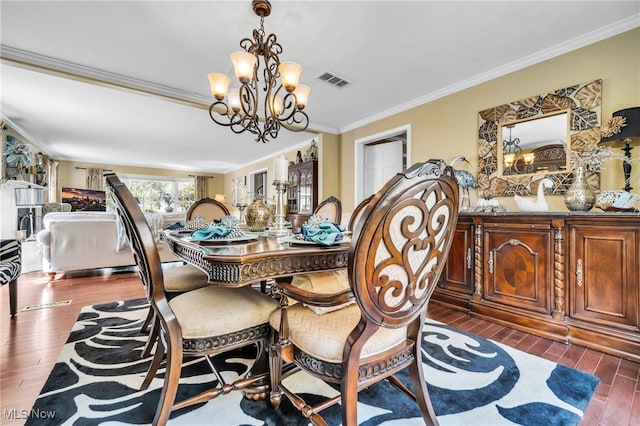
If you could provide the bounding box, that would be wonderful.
[477,79,602,197]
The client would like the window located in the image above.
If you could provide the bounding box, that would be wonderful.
[119,175,195,213]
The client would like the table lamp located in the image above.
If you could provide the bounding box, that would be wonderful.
[15,186,45,239]
[599,107,640,191]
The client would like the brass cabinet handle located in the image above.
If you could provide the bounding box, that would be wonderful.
[488,251,494,274]
[576,259,583,287]
[466,248,472,270]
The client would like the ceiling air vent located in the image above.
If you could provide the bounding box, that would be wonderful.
[316,71,351,88]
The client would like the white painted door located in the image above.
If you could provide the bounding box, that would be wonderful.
[363,140,403,198]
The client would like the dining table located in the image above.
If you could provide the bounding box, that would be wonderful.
[161,229,352,401]
[162,230,351,287]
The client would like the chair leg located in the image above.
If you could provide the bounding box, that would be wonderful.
[9,278,18,316]
[153,337,183,426]
[341,361,360,426]
[142,316,160,358]
[269,336,283,409]
[408,357,439,426]
[141,307,154,333]
[141,339,165,391]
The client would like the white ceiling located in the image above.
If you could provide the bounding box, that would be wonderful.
[1,1,638,173]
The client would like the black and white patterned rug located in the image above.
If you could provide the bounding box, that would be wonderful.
[29,299,599,425]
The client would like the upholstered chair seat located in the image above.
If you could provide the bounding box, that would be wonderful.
[270,303,406,363]
[163,264,209,293]
[171,286,278,340]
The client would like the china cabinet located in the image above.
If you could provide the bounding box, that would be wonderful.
[434,212,640,362]
[286,159,318,230]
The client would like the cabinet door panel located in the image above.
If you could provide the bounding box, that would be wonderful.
[484,228,552,314]
[571,227,638,330]
[439,221,474,294]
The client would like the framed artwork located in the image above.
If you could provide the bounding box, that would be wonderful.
[61,187,107,212]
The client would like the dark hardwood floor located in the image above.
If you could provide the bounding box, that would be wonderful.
[1,270,638,425]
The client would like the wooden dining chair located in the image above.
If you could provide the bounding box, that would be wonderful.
[313,195,342,224]
[269,160,459,426]
[186,197,230,223]
[105,174,279,426]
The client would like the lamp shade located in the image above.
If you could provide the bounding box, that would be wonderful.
[208,73,231,100]
[15,187,45,206]
[599,107,640,147]
[230,51,257,84]
[278,61,302,92]
[293,84,310,109]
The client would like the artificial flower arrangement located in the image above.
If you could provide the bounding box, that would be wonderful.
[565,115,631,173]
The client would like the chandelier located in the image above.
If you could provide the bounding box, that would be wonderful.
[207,0,310,143]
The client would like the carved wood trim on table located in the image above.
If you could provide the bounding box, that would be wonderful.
[166,234,349,287]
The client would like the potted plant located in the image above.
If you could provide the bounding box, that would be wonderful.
[161,191,176,212]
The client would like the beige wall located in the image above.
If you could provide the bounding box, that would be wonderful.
[9,29,637,216]
[337,28,640,213]
[319,132,341,201]
[223,136,341,212]
[55,160,224,200]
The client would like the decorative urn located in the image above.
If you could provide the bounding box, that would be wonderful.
[245,198,271,231]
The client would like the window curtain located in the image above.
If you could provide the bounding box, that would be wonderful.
[47,160,59,202]
[86,168,104,190]
[195,175,207,200]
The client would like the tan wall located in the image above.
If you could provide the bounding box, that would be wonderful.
[318,132,341,201]
[337,28,640,213]
[55,160,224,200]
[223,138,334,212]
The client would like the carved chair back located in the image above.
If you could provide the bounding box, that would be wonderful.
[349,160,458,328]
[313,195,342,224]
[186,197,230,223]
[270,160,459,425]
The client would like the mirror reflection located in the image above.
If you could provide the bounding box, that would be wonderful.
[500,112,568,176]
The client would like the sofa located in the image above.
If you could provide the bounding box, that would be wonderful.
[36,211,183,277]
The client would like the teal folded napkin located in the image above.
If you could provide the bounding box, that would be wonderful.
[191,225,231,241]
[302,220,345,246]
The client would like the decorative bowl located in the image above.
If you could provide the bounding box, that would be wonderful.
[595,190,640,212]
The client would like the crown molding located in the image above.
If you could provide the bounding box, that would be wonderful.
[1,45,212,109]
[340,15,640,134]
[1,45,339,136]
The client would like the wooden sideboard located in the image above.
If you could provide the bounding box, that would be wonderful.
[434,212,640,363]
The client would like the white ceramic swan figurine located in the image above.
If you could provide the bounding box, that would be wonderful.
[514,178,554,212]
